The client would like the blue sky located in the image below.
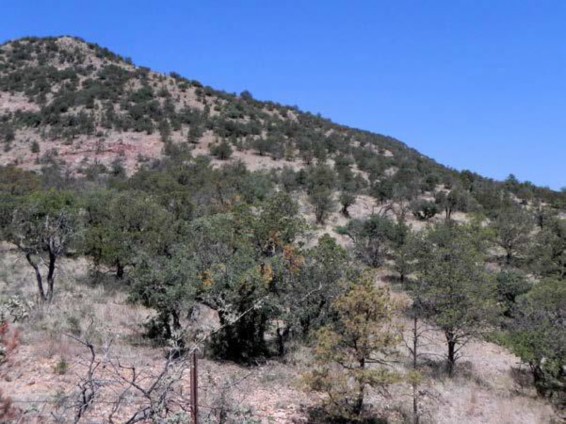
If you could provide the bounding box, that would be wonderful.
[2,1,565,189]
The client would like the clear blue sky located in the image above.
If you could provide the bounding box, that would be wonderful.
[2,1,565,189]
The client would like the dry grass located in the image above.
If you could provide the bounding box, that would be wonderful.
[0,245,559,423]
[0,247,310,422]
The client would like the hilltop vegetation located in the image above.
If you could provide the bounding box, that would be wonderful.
[1,36,564,208]
[0,37,564,423]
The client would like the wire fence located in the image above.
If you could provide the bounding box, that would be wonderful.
[4,355,280,424]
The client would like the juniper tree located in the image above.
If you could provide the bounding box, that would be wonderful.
[339,191,355,217]
[344,214,398,268]
[529,217,566,279]
[507,279,566,405]
[491,205,533,265]
[412,223,499,376]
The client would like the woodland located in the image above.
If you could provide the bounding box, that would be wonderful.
[0,37,564,423]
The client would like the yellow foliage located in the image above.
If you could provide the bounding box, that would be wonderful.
[200,270,215,288]
[303,271,401,419]
[283,244,304,274]
[260,263,274,286]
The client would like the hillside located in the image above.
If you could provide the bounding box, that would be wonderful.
[0,36,563,209]
[0,36,417,173]
[0,36,565,423]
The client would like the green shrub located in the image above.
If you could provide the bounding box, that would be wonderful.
[210,139,233,160]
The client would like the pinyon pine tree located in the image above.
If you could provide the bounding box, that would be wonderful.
[304,273,400,420]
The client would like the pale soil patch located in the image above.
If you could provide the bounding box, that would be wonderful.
[0,129,164,176]
[385,166,398,177]
[383,149,394,157]
[0,92,40,113]
[348,195,378,220]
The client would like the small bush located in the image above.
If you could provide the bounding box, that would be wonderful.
[210,139,233,160]
[411,199,438,221]
[30,140,40,153]
[53,357,69,375]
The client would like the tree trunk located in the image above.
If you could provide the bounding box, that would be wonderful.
[505,249,512,265]
[413,382,420,424]
[46,249,56,301]
[315,209,324,225]
[26,253,46,302]
[276,326,289,356]
[116,261,125,280]
[352,358,366,416]
[447,335,456,377]
[413,316,418,369]
[353,388,364,417]
[412,316,420,424]
[171,309,181,330]
[300,318,310,337]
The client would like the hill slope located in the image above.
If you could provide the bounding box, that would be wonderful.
[0,36,563,212]
[0,36,564,423]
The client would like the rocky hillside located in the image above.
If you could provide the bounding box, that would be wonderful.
[1,36,565,423]
[0,36,563,213]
